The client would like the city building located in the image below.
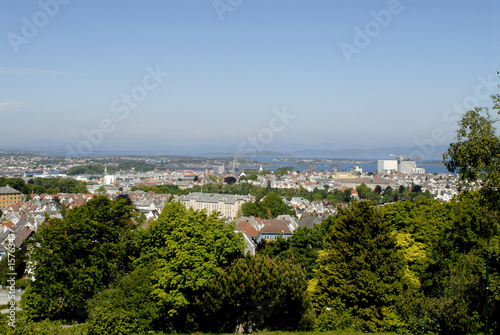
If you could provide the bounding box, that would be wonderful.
[398,157,417,174]
[350,166,363,174]
[0,185,22,208]
[214,165,225,175]
[180,192,251,219]
[377,160,398,174]
[377,157,421,175]
[413,167,426,174]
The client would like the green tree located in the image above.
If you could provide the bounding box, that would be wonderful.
[421,191,500,334]
[95,186,107,194]
[147,201,245,331]
[22,196,134,320]
[327,189,345,205]
[0,178,29,194]
[86,263,159,335]
[343,188,352,202]
[0,256,8,286]
[444,107,500,205]
[443,92,500,334]
[261,192,294,218]
[259,216,335,279]
[198,253,314,333]
[72,183,89,194]
[311,201,406,332]
[276,166,293,175]
[241,200,265,218]
[356,183,371,199]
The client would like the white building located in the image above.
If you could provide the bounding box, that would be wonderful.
[180,192,251,219]
[214,165,225,175]
[413,167,426,174]
[377,160,398,175]
[378,158,421,175]
[398,157,417,174]
[103,174,115,184]
[350,166,363,174]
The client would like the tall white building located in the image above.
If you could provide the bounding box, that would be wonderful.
[377,160,398,174]
[397,157,417,174]
[214,165,225,175]
[378,158,421,175]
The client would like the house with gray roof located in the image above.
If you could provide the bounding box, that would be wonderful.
[257,219,293,243]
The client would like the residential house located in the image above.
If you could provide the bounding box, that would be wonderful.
[257,219,293,243]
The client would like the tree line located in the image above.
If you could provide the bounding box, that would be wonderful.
[0,177,89,196]
[2,189,498,334]
[64,160,157,175]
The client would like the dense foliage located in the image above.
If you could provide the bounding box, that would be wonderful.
[85,264,159,335]
[311,201,406,332]
[241,191,296,218]
[147,201,245,331]
[258,217,335,279]
[65,161,156,175]
[22,196,134,320]
[0,177,88,195]
[8,193,500,334]
[198,253,314,333]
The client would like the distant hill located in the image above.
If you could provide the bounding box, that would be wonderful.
[239,150,290,157]
[288,145,448,160]
[1,144,448,161]
[204,151,290,158]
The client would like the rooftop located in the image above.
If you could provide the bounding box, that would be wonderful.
[181,192,249,204]
[0,186,22,195]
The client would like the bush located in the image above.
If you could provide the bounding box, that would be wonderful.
[2,313,88,335]
[198,253,314,333]
[15,278,31,290]
[85,264,159,335]
[315,307,354,331]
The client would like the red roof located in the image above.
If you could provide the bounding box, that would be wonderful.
[1,221,15,228]
[237,221,260,238]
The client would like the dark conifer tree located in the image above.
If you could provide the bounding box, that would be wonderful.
[312,200,405,331]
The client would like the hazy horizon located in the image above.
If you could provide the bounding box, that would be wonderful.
[1,1,499,160]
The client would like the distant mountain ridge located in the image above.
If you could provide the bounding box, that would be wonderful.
[288,145,448,160]
[1,144,448,161]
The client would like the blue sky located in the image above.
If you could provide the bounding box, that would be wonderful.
[1,0,499,156]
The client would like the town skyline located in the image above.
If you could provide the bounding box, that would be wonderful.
[1,1,499,159]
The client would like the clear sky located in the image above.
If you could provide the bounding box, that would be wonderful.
[1,0,499,156]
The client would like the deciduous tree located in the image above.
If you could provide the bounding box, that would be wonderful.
[22,196,134,320]
[147,201,245,331]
